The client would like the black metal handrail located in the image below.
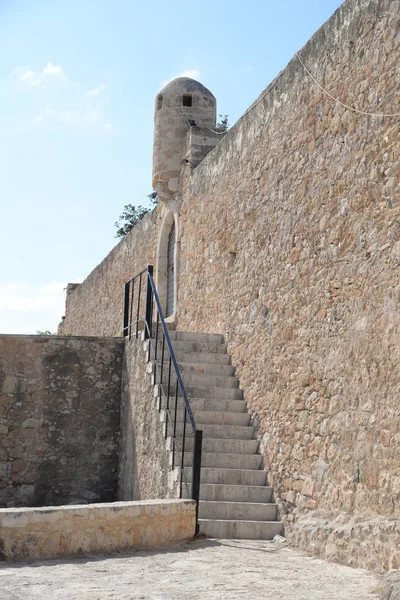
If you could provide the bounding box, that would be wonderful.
[122,267,148,339]
[123,265,203,534]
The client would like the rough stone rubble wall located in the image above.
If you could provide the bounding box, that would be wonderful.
[55,0,399,572]
[177,0,400,572]
[59,208,159,337]
[0,335,123,508]
[118,337,179,501]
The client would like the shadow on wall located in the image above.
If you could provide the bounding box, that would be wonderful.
[0,335,123,509]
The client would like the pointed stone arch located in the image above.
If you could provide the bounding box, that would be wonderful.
[156,204,179,321]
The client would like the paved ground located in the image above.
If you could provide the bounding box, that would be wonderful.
[0,539,381,600]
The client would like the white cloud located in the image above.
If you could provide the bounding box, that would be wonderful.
[85,83,107,99]
[13,67,42,87]
[13,62,67,87]
[162,69,200,87]
[178,69,200,79]
[33,106,110,130]
[0,281,80,334]
[12,62,113,132]
[42,62,66,80]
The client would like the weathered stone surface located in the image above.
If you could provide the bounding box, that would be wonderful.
[0,499,195,560]
[286,512,400,573]
[175,0,400,572]
[153,78,217,203]
[0,335,123,508]
[0,539,382,598]
[55,0,400,573]
[118,336,179,501]
[381,571,400,600]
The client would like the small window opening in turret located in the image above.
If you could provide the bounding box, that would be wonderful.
[157,95,163,110]
[183,94,192,107]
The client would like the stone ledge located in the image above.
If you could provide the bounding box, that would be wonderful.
[0,499,196,561]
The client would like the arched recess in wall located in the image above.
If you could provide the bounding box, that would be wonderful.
[156,205,179,321]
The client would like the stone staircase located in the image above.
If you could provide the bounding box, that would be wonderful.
[151,329,284,540]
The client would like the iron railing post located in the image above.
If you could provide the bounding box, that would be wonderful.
[172,384,179,468]
[123,281,130,336]
[192,429,203,535]
[144,265,154,340]
[125,269,202,511]
[135,272,142,339]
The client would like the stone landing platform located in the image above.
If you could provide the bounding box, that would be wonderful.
[0,538,382,599]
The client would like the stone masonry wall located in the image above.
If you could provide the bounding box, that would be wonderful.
[0,335,123,507]
[177,0,400,571]
[59,208,159,337]
[118,336,179,501]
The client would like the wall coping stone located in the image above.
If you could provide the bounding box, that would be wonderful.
[0,333,123,341]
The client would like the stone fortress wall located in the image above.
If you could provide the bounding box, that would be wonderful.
[177,0,400,571]
[59,0,399,571]
[58,208,159,337]
[0,335,123,508]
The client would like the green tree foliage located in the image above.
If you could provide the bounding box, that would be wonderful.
[147,191,158,204]
[36,330,55,335]
[115,192,158,239]
[216,114,229,132]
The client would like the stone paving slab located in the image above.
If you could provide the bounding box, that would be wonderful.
[0,539,381,600]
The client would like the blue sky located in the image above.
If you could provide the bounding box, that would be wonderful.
[0,0,343,334]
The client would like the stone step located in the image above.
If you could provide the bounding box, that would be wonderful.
[199,519,284,540]
[156,384,243,401]
[145,327,284,541]
[164,410,250,427]
[157,372,239,389]
[154,377,241,394]
[180,398,246,413]
[199,500,278,521]
[154,373,239,390]
[184,483,273,503]
[173,422,254,441]
[156,398,247,419]
[150,339,227,356]
[182,452,262,469]
[170,437,259,455]
[174,351,231,365]
[154,331,225,344]
[157,361,235,377]
[158,395,246,414]
[185,467,267,486]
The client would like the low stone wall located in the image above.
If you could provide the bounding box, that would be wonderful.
[0,499,196,561]
[0,334,123,508]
